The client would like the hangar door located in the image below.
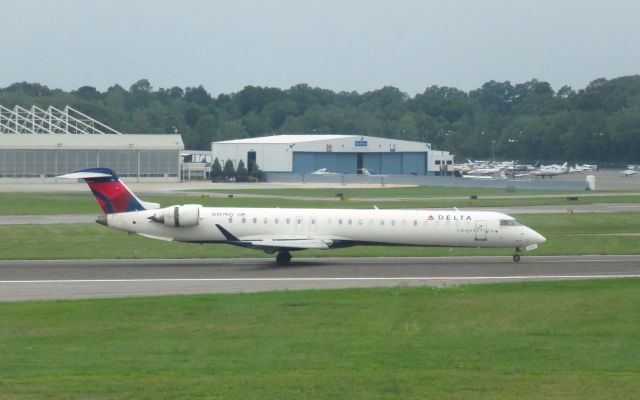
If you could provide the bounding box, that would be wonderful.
[361,152,427,176]
[292,152,357,174]
[401,153,427,175]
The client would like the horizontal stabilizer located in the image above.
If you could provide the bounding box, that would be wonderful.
[58,171,113,179]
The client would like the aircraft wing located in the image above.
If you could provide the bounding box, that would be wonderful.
[238,237,331,250]
[215,224,332,250]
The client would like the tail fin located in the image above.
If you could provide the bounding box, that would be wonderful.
[58,167,159,214]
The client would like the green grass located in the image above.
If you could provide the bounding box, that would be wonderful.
[1,191,640,215]
[197,185,572,198]
[196,185,640,199]
[2,213,640,260]
[1,280,639,399]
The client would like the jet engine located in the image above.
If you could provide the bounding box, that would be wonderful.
[149,205,200,227]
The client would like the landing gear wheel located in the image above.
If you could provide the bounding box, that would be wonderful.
[512,254,521,263]
[276,251,292,266]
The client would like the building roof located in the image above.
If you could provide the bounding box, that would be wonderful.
[1,105,122,135]
[215,134,355,144]
[0,133,184,150]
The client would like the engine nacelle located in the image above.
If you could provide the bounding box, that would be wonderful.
[149,205,201,227]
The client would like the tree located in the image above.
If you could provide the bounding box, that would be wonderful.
[192,114,218,149]
[222,159,235,180]
[129,79,153,107]
[249,162,264,182]
[236,159,248,182]
[184,85,211,106]
[73,86,102,101]
[210,158,222,182]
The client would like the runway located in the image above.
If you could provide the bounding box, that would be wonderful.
[1,256,639,301]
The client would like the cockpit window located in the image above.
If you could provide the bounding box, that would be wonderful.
[500,219,522,226]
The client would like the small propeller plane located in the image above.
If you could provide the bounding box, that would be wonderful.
[60,168,546,264]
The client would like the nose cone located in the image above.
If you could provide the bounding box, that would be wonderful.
[532,230,546,244]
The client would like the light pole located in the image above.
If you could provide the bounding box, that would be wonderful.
[491,139,495,163]
[508,138,519,179]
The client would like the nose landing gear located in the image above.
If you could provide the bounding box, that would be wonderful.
[512,247,521,263]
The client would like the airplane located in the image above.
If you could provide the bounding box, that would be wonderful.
[530,162,569,178]
[466,166,503,176]
[570,164,598,173]
[462,174,499,180]
[311,168,339,175]
[621,165,639,177]
[59,167,546,264]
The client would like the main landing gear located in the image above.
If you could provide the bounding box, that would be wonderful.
[512,247,521,263]
[276,250,292,266]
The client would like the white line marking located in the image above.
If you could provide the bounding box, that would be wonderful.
[1,275,640,284]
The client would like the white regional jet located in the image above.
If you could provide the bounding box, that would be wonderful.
[60,168,546,264]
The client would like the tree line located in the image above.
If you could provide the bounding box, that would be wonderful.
[1,75,639,164]
[211,158,264,182]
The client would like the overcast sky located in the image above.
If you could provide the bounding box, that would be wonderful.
[2,0,639,95]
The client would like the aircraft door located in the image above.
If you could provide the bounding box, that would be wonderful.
[295,216,304,233]
[475,220,487,241]
[309,216,317,233]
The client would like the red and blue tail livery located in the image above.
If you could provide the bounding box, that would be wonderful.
[59,168,158,214]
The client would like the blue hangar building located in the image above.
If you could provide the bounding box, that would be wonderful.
[212,134,454,176]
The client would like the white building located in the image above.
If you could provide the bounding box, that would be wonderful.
[0,105,183,181]
[181,150,213,181]
[212,134,454,176]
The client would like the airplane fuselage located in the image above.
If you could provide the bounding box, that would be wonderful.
[105,206,544,250]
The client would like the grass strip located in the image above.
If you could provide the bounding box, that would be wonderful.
[1,192,640,216]
[195,185,640,199]
[1,280,639,399]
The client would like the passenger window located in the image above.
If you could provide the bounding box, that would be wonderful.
[253,218,257,223]
[228,217,232,223]
[391,220,395,226]
[338,219,342,225]
[286,218,290,224]
[413,220,417,226]
[380,220,385,226]
[263,217,268,224]
[348,219,352,225]
[242,217,246,223]
[275,218,279,224]
[358,219,363,226]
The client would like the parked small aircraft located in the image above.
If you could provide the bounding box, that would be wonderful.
[570,164,598,173]
[621,165,639,177]
[60,168,546,264]
[530,162,569,178]
[311,168,339,175]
